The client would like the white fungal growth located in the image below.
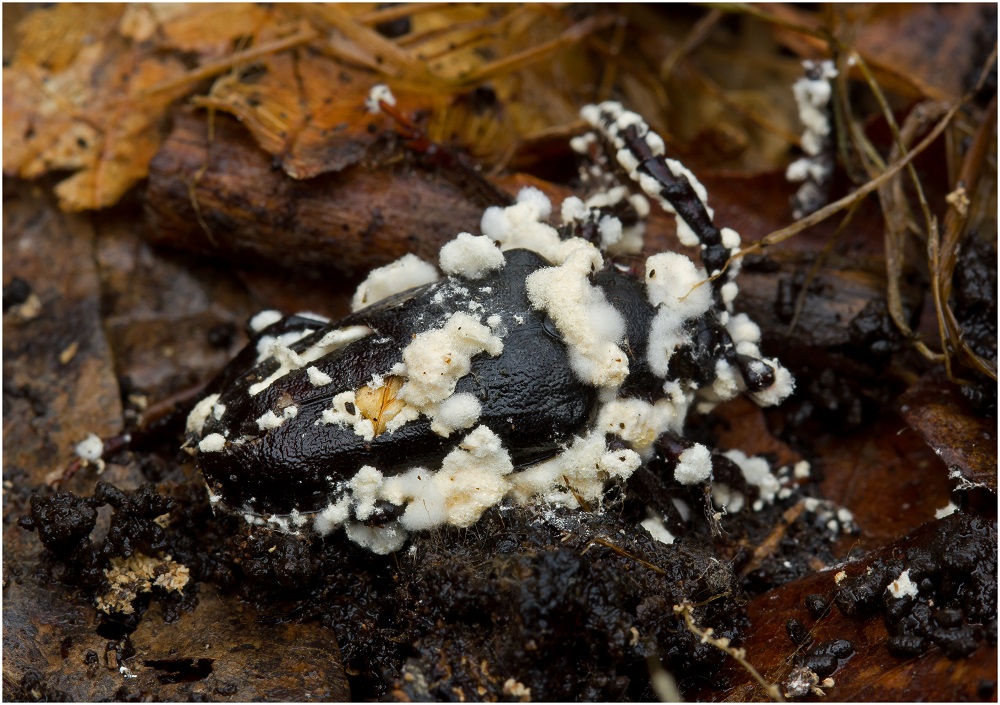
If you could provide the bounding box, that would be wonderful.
[787,60,838,219]
[397,312,503,409]
[642,252,714,380]
[644,252,713,319]
[595,398,687,455]
[724,449,781,509]
[320,391,376,441]
[256,406,298,431]
[186,393,221,435]
[887,569,919,600]
[705,359,741,404]
[748,360,795,407]
[509,430,641,508]
[313,497,351,536]
[351,254,440,312]
[646,309,687,379]
[525,247,628,389]
[720,227,741,250]
[674,443,713,485]
[560,195,589,224]
[481,188,583,265]
[712,483,745,513]
[790,60,838,157]
[349,465,384,521]
[935,502,958,519]
[389,425,514,531]
[344,522,407,555]
[721,282,739,306]
[365,83,396,113]
[294,311,331,324]
[641,513,676,545]
[198,433,226,453]
[75,433,104,462]
[429,392,482,437]
[204,97,809,555]
[306,366,333,387]
[249,309,282,333]
[255,328,314,364]
[311,426,519,553]
[597,214,623,249]
[439,232,505,279]
[249,325,371,396]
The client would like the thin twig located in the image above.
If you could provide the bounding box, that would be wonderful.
[936,93,998,381]
[137,25,318,98]
[674,601,784,702]
[590,537,666,574]
[732,90,973,261]
[787,199,862,333]
[739,501,806,576]
[355,2,439,27]
[454,14,616,88]
[659,8,724,81]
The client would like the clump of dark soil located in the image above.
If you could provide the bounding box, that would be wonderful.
[21,478,751,700]
[832,512,997,660]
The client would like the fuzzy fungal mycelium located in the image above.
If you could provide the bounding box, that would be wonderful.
[185,94,802,554]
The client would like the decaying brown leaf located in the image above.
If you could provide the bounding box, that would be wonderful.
[2,6,196,210]
[3,4,614,205]
[898,374,998,494]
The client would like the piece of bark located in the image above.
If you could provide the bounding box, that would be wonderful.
[144,109,506,277]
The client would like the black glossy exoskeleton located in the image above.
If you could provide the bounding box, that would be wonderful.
[195,248,627,518]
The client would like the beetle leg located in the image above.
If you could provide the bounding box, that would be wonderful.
[581,102,742,296]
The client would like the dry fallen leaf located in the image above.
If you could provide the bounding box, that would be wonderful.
[3,6,190,210]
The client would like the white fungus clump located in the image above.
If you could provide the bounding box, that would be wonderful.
[75,433,104,462]
[351,254,440,312]
[249,325,372,396]
[786,60,838,219]
[439,232,505,279]
[525,247,628,388]
[186,393,221,436]
[429,392,482,437]
[675,443,713,485]
[935,501,958,519]
[723,449,781,511]
[397,312,503,408]
[790,60,838,155]
[198,433,226,453]
[887,569,919,600]
[641,513,676,545]
[306,366,333,387]
[249,309,283,333]
[256,406,297,431]
[365,83,396,113]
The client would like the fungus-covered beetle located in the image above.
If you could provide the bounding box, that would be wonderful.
[185,99,795,553]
